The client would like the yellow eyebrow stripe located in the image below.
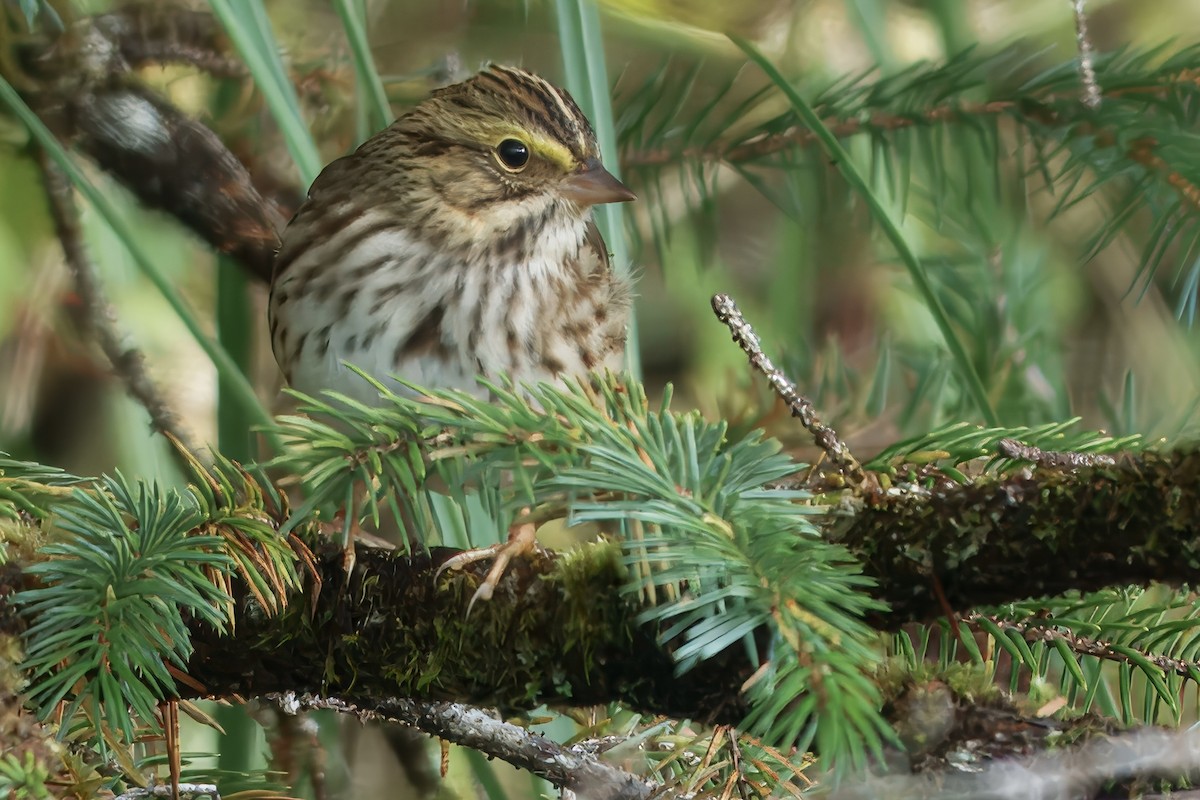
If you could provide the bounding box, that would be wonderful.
[527,135,576,171]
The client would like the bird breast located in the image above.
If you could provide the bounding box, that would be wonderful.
[269,206,629,406]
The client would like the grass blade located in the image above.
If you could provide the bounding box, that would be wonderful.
[208,0,323,184]
[731,35,998,426]
[332,0,392,133]
[554,0,641,380]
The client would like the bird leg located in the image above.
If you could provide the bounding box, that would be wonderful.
[314,506,360,575]
[436,507,540,614]
[321,481,398,576]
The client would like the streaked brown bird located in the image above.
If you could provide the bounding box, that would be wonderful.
[268,64,636,599]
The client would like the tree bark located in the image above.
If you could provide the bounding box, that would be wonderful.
[172,448,1200,720]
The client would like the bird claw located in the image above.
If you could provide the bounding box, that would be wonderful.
[435,518,539,615]
[465,579,495,618]
[315,512,359,577]
[434,543,500,581]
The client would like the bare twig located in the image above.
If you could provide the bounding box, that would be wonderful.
[710,293,868,489]
[1072,0,1102,109]
[830,728,1200,799]
[270,693,657,800]
[113,785,219,800]
[35,150,204,457]
[996,438,1116,469]
[91,5,248,76]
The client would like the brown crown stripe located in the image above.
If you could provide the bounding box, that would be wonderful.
[469,67,592,162]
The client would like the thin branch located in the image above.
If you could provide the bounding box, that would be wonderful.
[996,438,1117,469]
[625,101,1016,168]
[271,693,657,800]
[622,75,1200,170]
[968,613,1198,681]
[830,728,1200,799]
[624,78,1200,216]
[11,9,287,283]
[91,5,248,76]
[113,785,220,800]
[710,293,868,489]
[34,150,204,458]
[1072,0,1102,109]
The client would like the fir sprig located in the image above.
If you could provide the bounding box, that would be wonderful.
[269,371,889,763]
[867,417,1144,474]
[620,42,1200,321]
[981,586,1200,725]
[10,449,303,750]
[0,456,84,521]
[179,446,307,617]
[16,475,231,748]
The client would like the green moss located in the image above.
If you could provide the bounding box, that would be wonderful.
[876,655,1003,707]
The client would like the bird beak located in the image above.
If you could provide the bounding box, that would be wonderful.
[563,157,636,206]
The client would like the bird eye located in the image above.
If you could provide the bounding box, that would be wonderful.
[496,138,530,171]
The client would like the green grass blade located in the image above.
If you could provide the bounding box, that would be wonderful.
[208,0,323,184]
[216,259,255,461]
[0,76,277,440]
[332,0,391,133]
[464,748,509,799]
[731,35,998,426]
[554,0,641,380]
[845,0,895,72]
[212,80,264,462]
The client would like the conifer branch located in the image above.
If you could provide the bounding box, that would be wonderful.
[622,45,1200,234]
[966,613,1199,681]
[8,423,1200,791]
[179,542,756,727]
[838,449,1200,625]
[623,101,1016,168]
[35,451,1187,713]
[622,66,1200,170]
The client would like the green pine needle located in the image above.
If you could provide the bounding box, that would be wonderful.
[268,371,889,764]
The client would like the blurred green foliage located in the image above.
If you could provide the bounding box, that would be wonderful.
[6,0,1200,797]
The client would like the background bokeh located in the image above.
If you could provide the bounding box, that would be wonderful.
[4,0,1200,481]
[4,0,1200,795]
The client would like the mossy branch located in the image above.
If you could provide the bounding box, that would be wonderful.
[6,440,1200,800]
[837,448,1200,626]
[180,541,755,725]
[7,446,1198,720]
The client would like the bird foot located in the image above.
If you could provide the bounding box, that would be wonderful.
[435,517,539,615]
[318,508,397,577]
[314,510,360,576]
